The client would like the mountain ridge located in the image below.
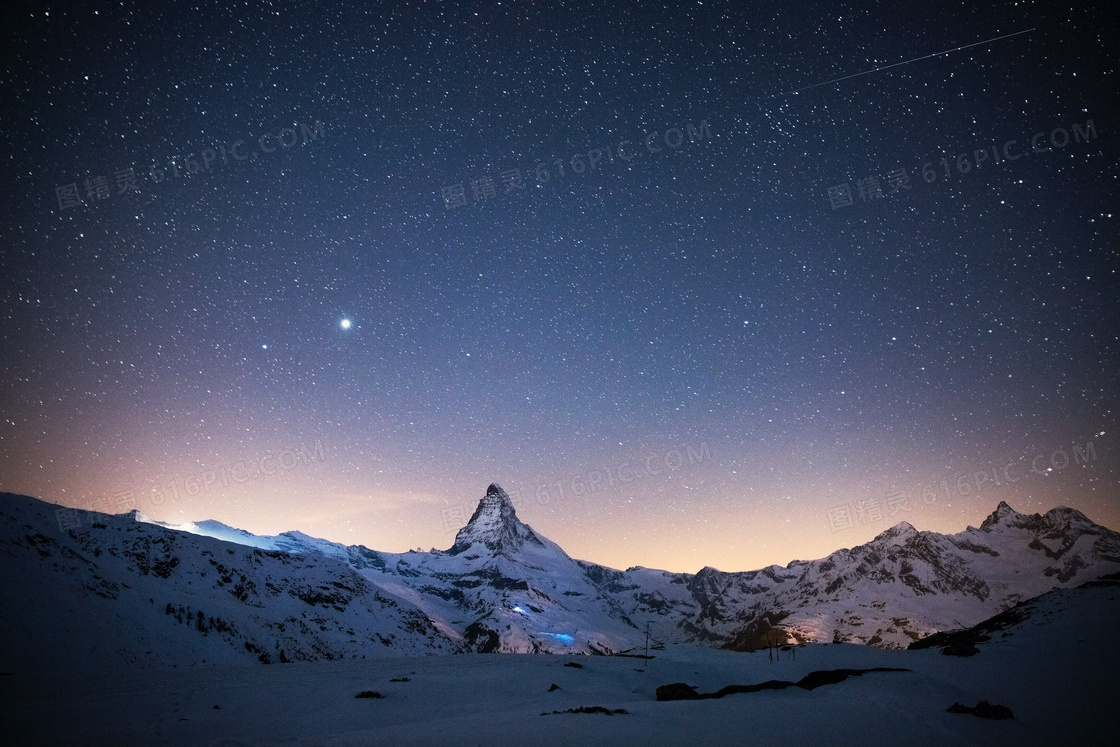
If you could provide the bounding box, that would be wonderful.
[2,489,1118,669]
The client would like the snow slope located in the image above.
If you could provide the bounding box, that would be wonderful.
[0,493,460,675]
[4,575,1116,744]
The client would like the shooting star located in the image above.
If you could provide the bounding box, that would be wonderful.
[767,28,1036,99]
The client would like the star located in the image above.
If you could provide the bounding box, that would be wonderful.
[340,319,352,330]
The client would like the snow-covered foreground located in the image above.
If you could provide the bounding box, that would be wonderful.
[5,579,1116,745]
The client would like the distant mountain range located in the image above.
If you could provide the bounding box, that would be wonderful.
[2,485,1118,671]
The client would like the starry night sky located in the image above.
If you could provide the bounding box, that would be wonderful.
[2,1,1117,573]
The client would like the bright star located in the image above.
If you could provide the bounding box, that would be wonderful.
[340,319,351,329]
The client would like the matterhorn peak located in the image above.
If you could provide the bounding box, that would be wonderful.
[446,484,546,556]
[483,483,512,506]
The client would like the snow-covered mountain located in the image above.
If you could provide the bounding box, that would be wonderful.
[364,484,641,654]
[581,500,1120,649]
[2,486,1118,672]
[0,492,459,674]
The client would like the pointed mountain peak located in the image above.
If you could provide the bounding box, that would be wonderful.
[980,501,1022,531]
[485,482,511,504]
[470,484,516,523]
[447,483,544,556]
[875,521,919,546]
[1041,504,1097,533]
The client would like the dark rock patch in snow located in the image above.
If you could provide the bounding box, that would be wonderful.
[1077,570,1120,588]
[656,668,910,701]
[542,706,628,716]
[796,667,909,691]
[656,682,706,700]
[947,700,1014,720]
[722,610,793,651]
[910,596,1035,654]
[464,622,501,653]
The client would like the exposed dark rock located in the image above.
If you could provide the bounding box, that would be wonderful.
[723,610,792,651]
[578,561,640,593]
[656,682,705,701]
[952,539,1000,557]
[796,667,909,691]
[633,591,673,613]
[909,599,1031,654]
[1077,570,1120,588]
[712,680,796,697]
[947,700,1014,720]
[656,668,910,701]
[463,622,501,653]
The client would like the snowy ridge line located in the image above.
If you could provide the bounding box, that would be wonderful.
[2,487,1119,669]
[73,440,328,526]
[826,436,1102,534]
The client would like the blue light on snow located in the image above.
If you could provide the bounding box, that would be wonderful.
[545,633,575,644]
